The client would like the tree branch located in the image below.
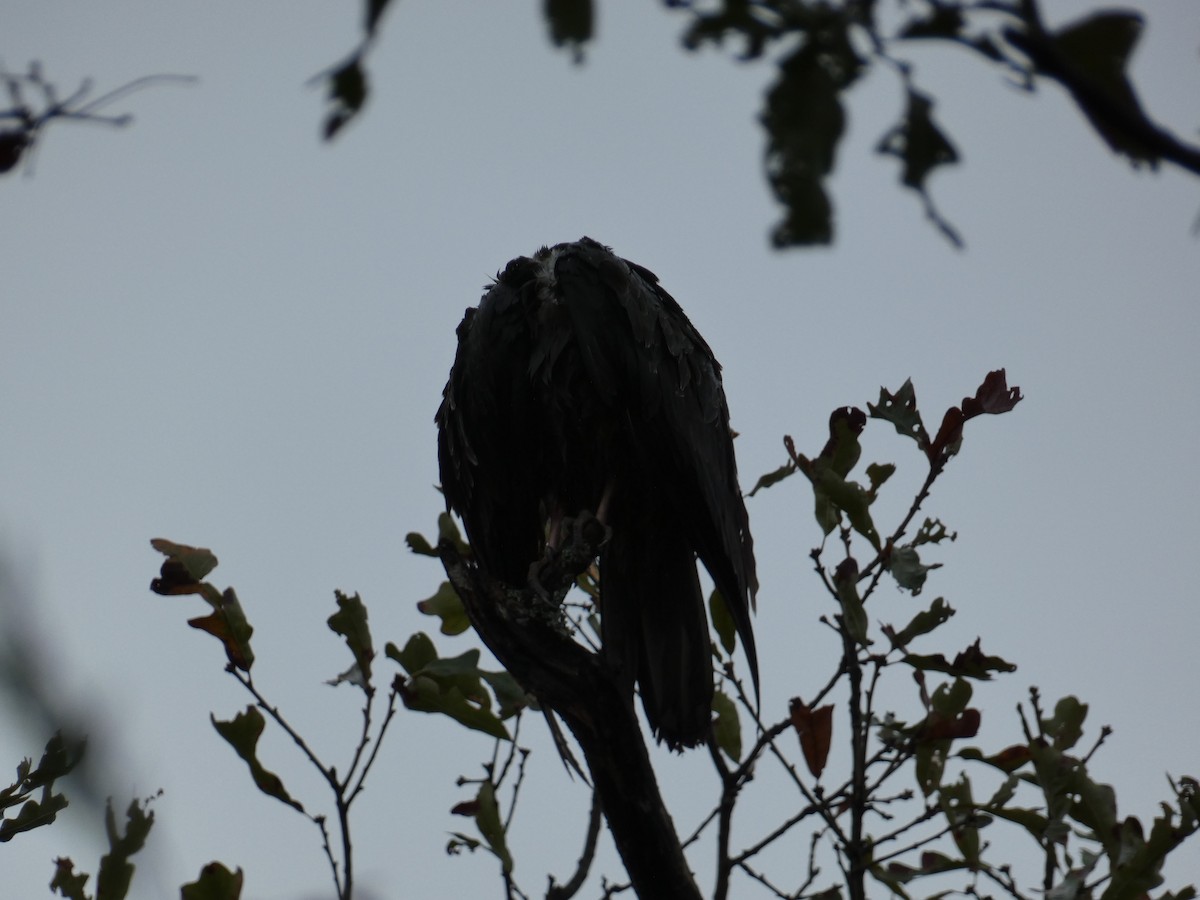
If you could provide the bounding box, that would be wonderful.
[438,520,702,900]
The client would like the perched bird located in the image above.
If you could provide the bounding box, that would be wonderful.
[436,238,757,749]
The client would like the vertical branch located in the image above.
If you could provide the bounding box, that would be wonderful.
[843,621,868,900]
[439,536,703,900]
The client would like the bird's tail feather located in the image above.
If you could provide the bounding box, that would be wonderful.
[601,523,714,750]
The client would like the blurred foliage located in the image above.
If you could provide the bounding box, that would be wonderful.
[0,62,194,176]
[322,0,1200,246]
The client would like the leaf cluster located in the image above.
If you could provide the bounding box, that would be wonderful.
[317,0,1200,246]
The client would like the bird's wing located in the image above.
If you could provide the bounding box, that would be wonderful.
[553,241,759,687]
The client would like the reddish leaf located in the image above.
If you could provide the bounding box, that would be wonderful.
[789,699,834,778]
[927,406,965,463]
[962,368,1023,418]
[919,708,980,742]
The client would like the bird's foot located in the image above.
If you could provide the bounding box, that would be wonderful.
[519,511,610,625]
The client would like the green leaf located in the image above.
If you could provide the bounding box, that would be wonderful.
[181,862,244,900]
[988,805,1050,841]
[748,460,796,497]
[405,531,438,557]
[833,559,870,646]
[417,582,470,636]
[938,776,981,866]
[712,690,742,762]
[888,545,941,595]
[1040,695,1088,751]
[149,538,225,608]
[914,518,956,546]
[865,462,895,495]
[327,591,375,687]
[867,379,928,448]
[480,670,529,720]
[391,639,511,740]
[709,589,737,656]
[814,468,881,549]
[932,678,973,717]
[211,708,304,813]
[916,739,947,795]
[386,633,437,674]
[887,597,955,648]
[437,512,471,556]
[150,538,218,581]
[474,781,513,874]
[188,587,255,671]
[95,798,156,900]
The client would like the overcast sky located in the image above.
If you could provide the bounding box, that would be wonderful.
[5,3,1200,899]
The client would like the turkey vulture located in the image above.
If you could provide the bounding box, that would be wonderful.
[436,238,758,749]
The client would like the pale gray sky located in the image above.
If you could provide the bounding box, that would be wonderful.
[4,3,1199,898]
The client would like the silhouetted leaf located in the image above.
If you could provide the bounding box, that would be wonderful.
[1040,696,1088,751]
[962,368,1023,418]
[868,379,929,448]
[0,790,68,841]
[95,798,155,900]
[887,596,955,648]
[322,57,367,141]
[748,460,796,496]
[328,590,374,687]
[405,531,438,557]
[906,639,1015,679]
[960,743,1031,773]
[834,558,870,646]
[211,708,303,813]
[26,733,85,790]
[877,89,961,246]
[50,858,89,900]
[865,462,895,495]
[762,15,861,246]
[543,0,593,63]
[181,862,244,900]
[939,776,982,866]
[709,588,737,656]
[473,781,513,874]
[913,518,956,546]
[1019,11,1158,167]
[819,406,866,478]
[712,690,742,762]
[789,699,833,778]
